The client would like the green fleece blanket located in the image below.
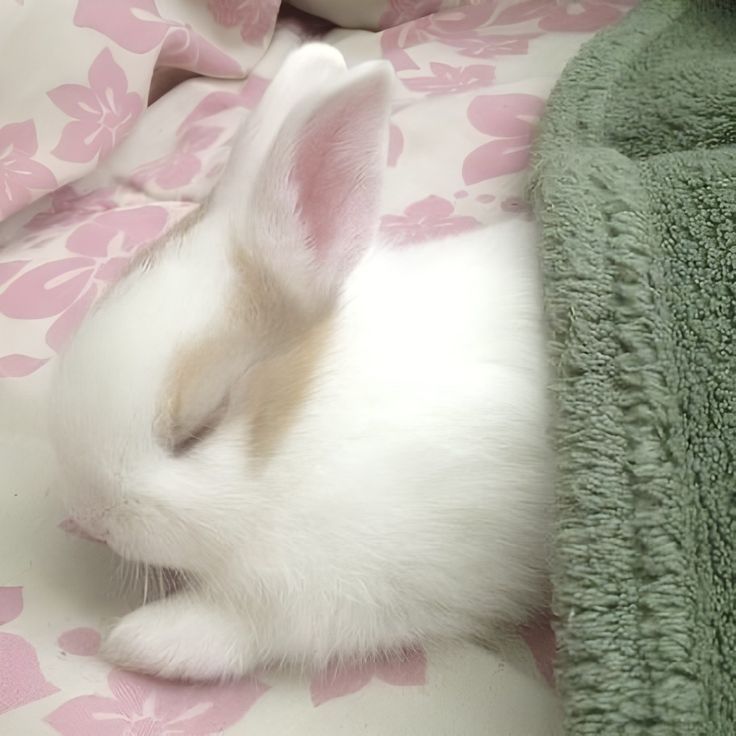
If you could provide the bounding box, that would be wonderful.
[530,1,736,734]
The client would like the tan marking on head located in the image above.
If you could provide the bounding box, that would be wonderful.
[155,228,333,456]
[241,317,332,459]
[155,332,237,453]
[157,315,332,458]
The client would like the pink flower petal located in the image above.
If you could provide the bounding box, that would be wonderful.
[310,663,372,706]
[66,220,116,257]
[493,0,550,25]
[0,120,58,217]
[375,648,427,686]
[405,194,455,219]
[25,186,117,232]
[0,632,59,715]
[0,260,29,287]
[379,0,442,29]
[0,354,49,378]
[443,34,539,60]
[179,90,245,131]
[540,3,622,32]
[462,137,532,184]
[431,2,496,33]
[0,586,23,625]
[311,650,426,706]
[159,26,243,77]
[180,124,222,153]
[0,257,94,319]
[467,93,544,138]
[45,694,129,736]
[155,155,203,189]
[94,257,129,282]
[0,159,58,218]
[381,195,481,244]
[58,628,101,657]
[73,0,167,53]
[403,62,495,95]
[51,119,110,163]
[0,119,37,154]
[46,84,101,120]
[106,669,268,732]
[87,48,129,103]
[49,49,143,163]
[380,27,422,72]
[94,206,168,249]
[3,156,57,190]
[207,0,245,28]
[207,0,278,45]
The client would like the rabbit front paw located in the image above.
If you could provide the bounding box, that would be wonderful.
[101,592,254,681]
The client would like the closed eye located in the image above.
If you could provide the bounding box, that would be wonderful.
[170,422,216,455]
[168,400,228,456]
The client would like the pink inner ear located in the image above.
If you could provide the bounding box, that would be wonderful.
[291,81,387,277]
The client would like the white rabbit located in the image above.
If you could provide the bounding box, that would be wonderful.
[49,43,551,682]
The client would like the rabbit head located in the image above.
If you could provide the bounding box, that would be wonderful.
[49,44,394,576]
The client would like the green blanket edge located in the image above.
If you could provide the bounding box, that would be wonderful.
[529,1,713,734]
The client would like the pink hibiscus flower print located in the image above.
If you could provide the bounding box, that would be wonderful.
[310,648,427,706]
[45,668,269,736]
[132,125,224,191]
[58,627,102,657]
[0,120,58,220]
[0,586,24,625]
[0,206,168,356]
[494,0,635,33]
[0,587,60,715]
[379,0,442,29]
[25,185,117,232]
[0,353,49,378]
[463,93,545,184]
[380,4,537,72]
[74,0,242,77]
[381,15,435,72]
[442,33,540,59]
[402,62,495,96]
[159,24,244,75]
[208,0,279,45]
[48,48,143,164]
[381,195,481,244]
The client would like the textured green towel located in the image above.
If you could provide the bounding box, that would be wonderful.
[531,1,736,734]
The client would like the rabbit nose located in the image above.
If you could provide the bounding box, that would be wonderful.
[59,516,108,544]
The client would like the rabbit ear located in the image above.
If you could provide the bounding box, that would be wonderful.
[156,53,393,454]
[238,57,394,312]
[212,43,348,210]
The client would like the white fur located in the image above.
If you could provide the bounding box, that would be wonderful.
[49,44,551,682]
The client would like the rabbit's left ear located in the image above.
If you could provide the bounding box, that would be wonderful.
[238,58,394,311]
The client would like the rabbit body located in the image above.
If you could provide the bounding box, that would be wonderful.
[49,44,550,681]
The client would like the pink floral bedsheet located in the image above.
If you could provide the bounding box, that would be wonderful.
[0,1,633,734]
